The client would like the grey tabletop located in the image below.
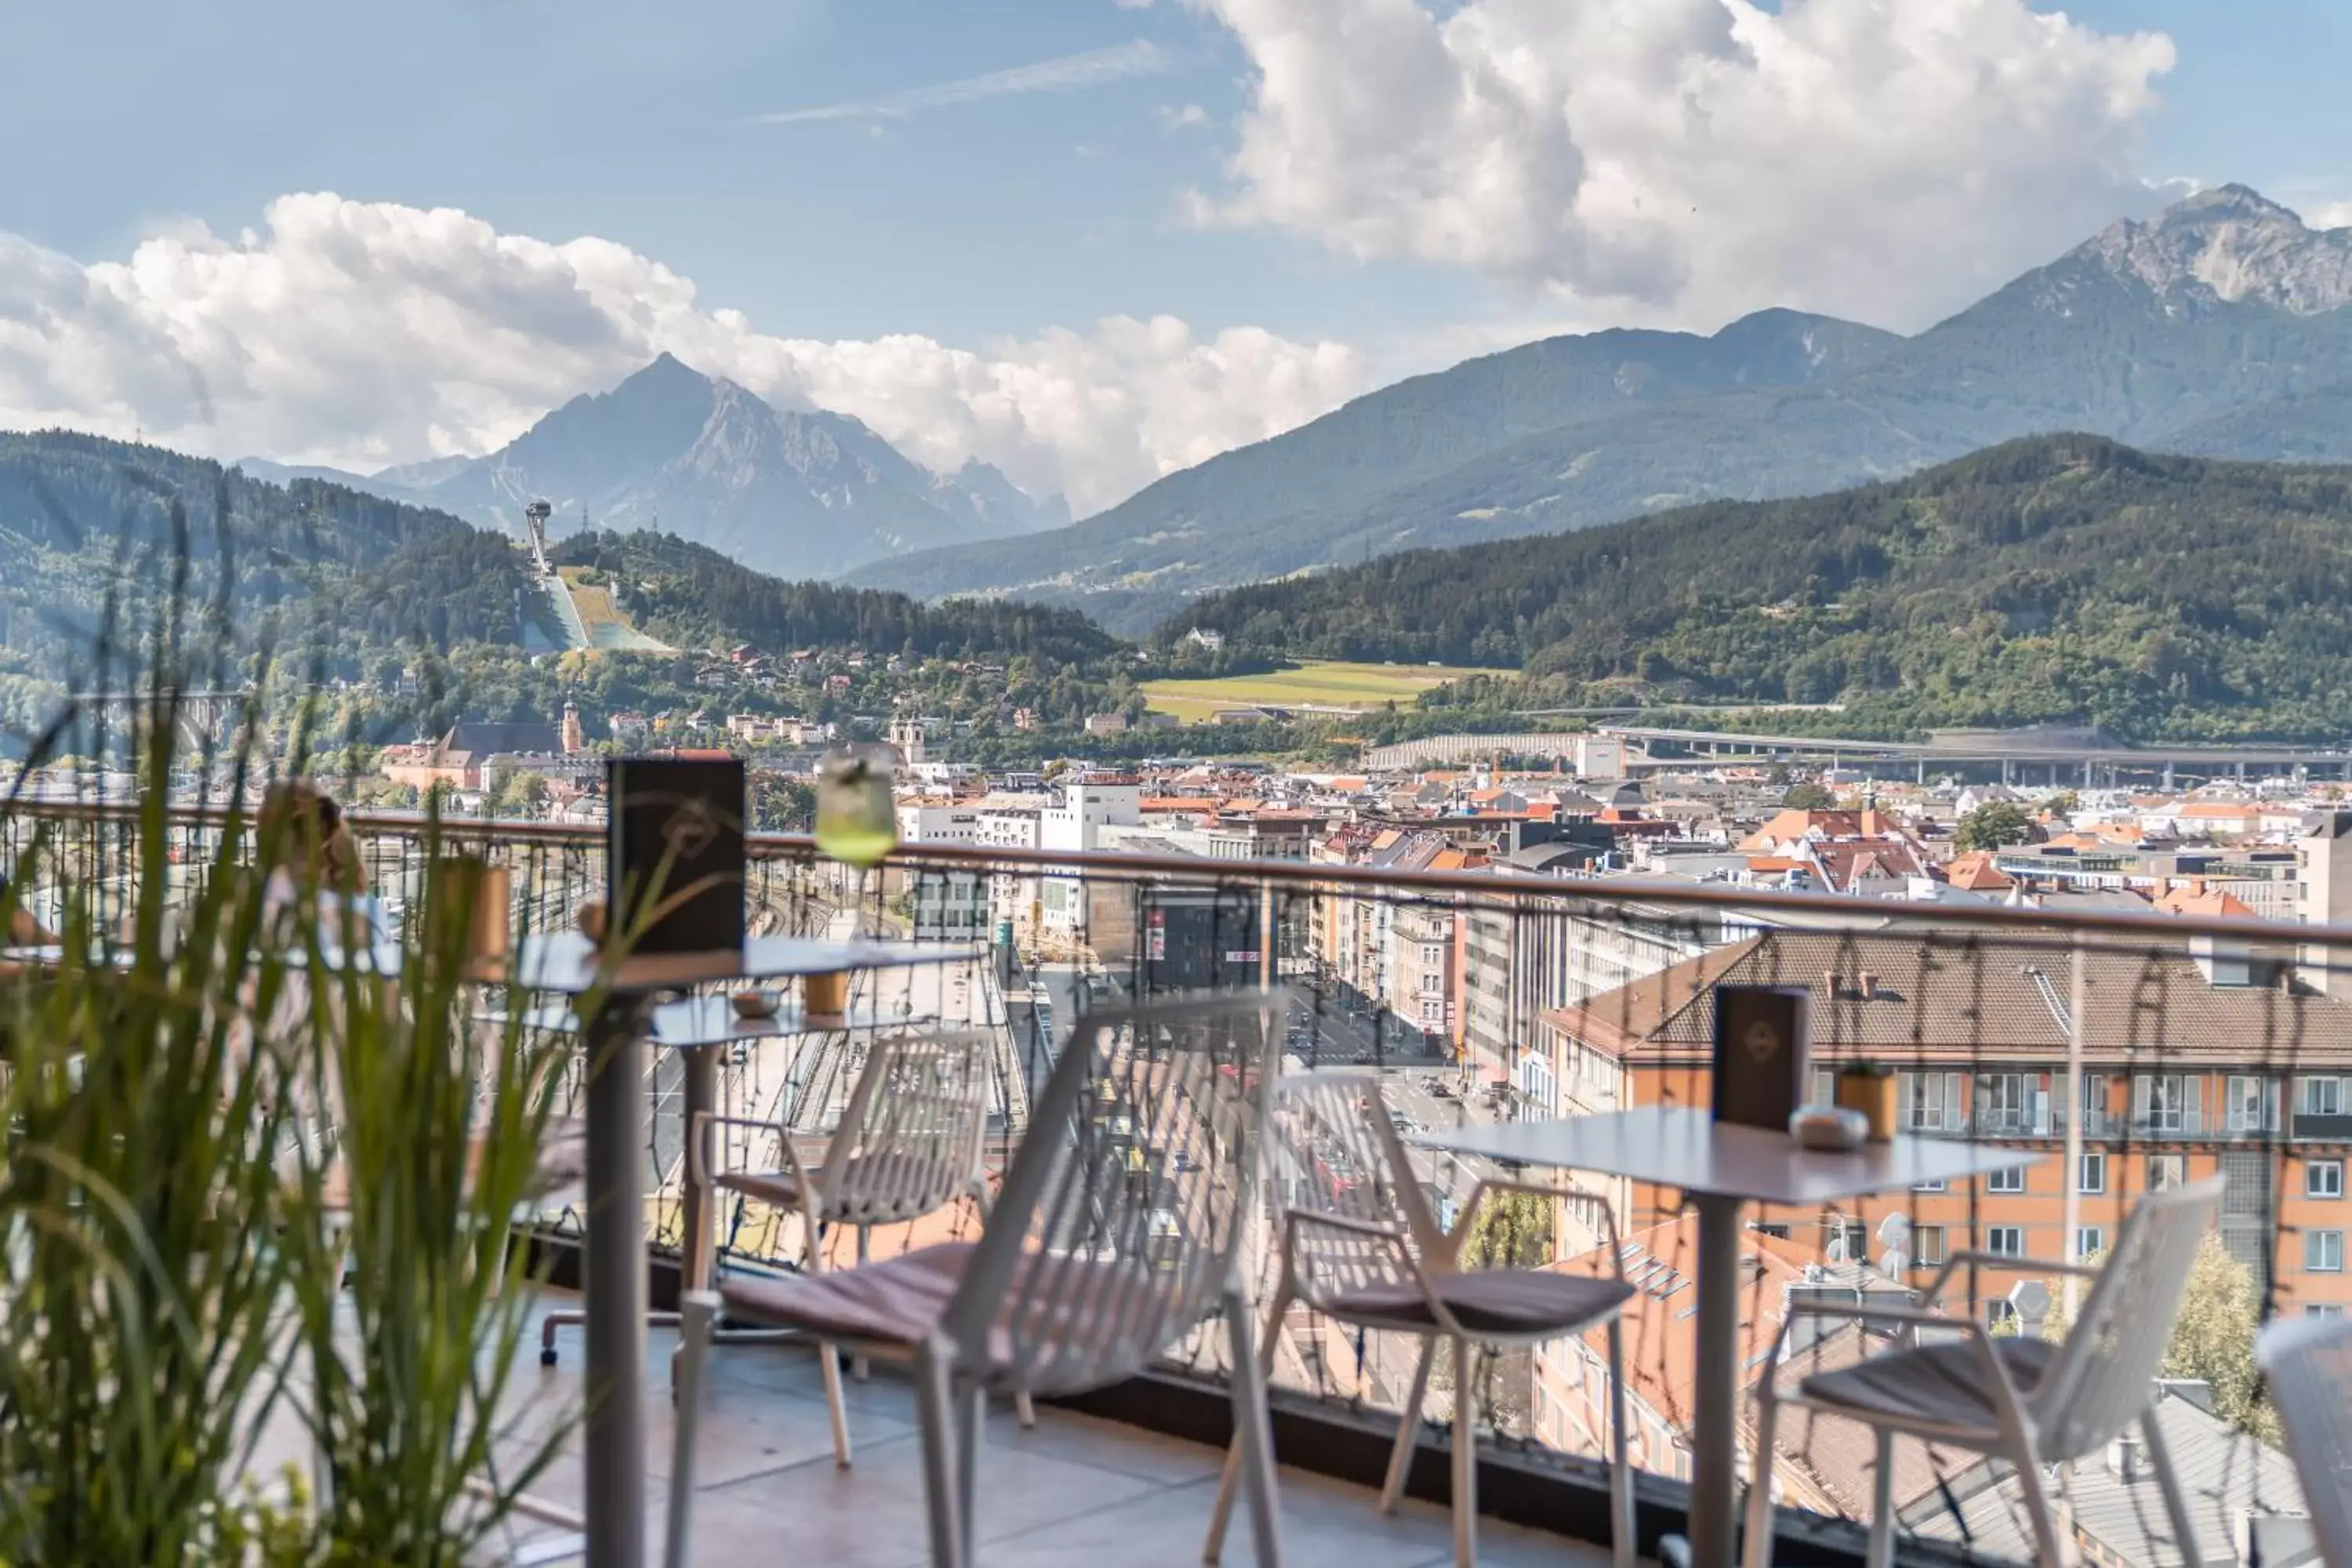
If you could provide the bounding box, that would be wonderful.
[1411,1105,2041,1207]
[499,992,946,1045]
[510,932,983,996]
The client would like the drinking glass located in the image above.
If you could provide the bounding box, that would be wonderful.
[815,743,897,938]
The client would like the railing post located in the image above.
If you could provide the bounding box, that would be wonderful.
[2062,931,2085,1316]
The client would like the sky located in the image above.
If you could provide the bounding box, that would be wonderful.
[1,0,2347,517]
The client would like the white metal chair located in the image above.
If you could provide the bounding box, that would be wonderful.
[1205,1068,1638,1568]
[688,1026,1005,1467]
[2256,1311,2352,1568]
[667,989,1290,1568]
[1743,1175,2226,1568]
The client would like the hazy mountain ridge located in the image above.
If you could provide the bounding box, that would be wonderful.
[249,354,1066,582]
[851,185,2352,632]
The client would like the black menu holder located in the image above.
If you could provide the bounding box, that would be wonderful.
[1711,985,1809,1132]
[607,757,746,955]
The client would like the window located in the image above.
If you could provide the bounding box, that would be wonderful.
[2313,1160,2345,1200]
[2309,1304,2347,1319]
[2080,1072,2116,1132]
[2075,1226,2106,1258]
[1911,1178,1947,1193]
[1421,943,1443,970]
[2302,1076,2347,1118]
[1985,1226,2024,1257]
[1827,1220,1868,1263]
[2227,1075,2278,1133]
[2078,1151,2107,1194]
[1914,1225,1947,1266]
[1987,1166,2025,1194]
[2147,1154,2187,1192]
[1420,971,1443,996]
[2134,1073,2192,1134]
[1987,1299,2019,1329]
[2308,1230,2345,1273]
[1975,1073,2032,1133]
[1418,999,1442,1025]
[1900,1069,1964,1131]
[1811,1068,1836,1105]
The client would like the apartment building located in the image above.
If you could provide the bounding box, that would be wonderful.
[1464,895,1737,1116]
[1537,928,2352,1315]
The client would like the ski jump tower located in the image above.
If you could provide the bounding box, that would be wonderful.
[524,499,554,575]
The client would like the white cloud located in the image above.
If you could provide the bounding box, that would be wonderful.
[0,193,1368,516]
[1160,102,1211,129]
[2309,202,2352,232]
[748,40,1171,125]
[1184,0,2178,330]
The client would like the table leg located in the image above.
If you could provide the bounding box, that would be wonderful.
[584,993,651,1568]
[1686,1192,1746,1568]
[679,1044,718,1293]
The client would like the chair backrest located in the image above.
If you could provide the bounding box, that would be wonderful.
[2257,1312,2352,1568]
[1263,1069,1446,1313]
[2029,1174,2225,1461]
[818,1029,996,1227]
[939,989,1283,1398]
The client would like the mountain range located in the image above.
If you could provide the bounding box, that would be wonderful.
[848,185,2352,632]
[239,354,1069,582]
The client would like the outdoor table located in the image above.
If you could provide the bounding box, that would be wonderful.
[1413,1105,2041,1568]
[510,934,981,1568]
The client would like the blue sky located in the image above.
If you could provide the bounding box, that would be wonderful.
[0,0,1489,352]
[0,0,2345,510]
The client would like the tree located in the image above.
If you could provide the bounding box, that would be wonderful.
[1461,1189,1552,1271]
[750,771,816,833]
[2039,1235,2278,1444]
[489,770,548,817]
[1953,800,2035,851]
[1781,782,1838,811]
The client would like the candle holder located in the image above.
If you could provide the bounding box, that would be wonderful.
[1835,1061,1899,1142]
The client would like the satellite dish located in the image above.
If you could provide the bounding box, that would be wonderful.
[1826,1229,1851,1263]
[1876,1212,1912,1247]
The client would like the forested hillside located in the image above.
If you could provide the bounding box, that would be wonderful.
[550,530,1120,664]
[0,431,532,672]
[1160,436,2352,742]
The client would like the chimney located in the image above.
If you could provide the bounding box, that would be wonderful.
[1858,971,1879,1000]
[1823,971,1842,1000]
[2111,1429,2143,1483]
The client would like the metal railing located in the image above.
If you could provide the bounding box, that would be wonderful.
[7,796,2342,1568]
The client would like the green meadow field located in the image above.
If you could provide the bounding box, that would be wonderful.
[1139,659,1509,721]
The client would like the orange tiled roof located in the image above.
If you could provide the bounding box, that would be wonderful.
[1943,851,2014,891]
[2153,885,2256,918]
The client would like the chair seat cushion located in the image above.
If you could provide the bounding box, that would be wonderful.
[710,1163,963,1225]
[713,1168,804,1208]
[719,1241,1166,1382]
[1324,1270,1635,1337]
[1798,1335,2058,1429]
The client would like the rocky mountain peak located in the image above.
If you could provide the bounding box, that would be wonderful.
[2078,183,2352,315]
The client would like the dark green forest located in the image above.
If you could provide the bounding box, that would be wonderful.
[0,431,532,673]
[551,530,1118,665]
[1160,436,2352,742]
